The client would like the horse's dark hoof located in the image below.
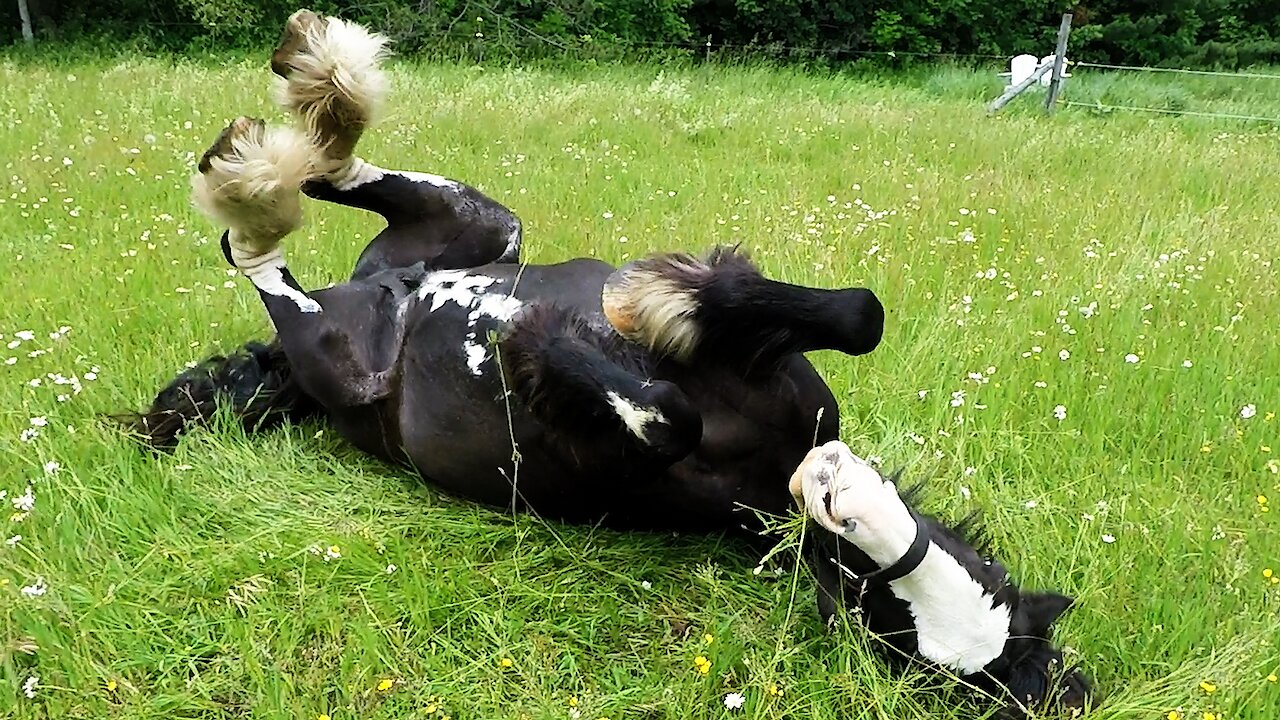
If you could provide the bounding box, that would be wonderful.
[198,117,265,174]
[271,9,326,78]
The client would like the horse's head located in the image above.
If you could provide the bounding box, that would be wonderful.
[789,440,1092,718]
[994,591,1093,717]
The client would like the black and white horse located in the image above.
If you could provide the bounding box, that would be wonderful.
[125,10,1091,717]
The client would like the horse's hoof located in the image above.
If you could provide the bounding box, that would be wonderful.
[271,9,327,78]
[198,117,265,174]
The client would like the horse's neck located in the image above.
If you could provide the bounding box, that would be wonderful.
[846,503,1013,675]
[868,540,1012,674]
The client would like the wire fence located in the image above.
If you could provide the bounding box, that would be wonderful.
[1059,100,1280,124]
[1059,59,1280,124]
[1072,61,1280,81]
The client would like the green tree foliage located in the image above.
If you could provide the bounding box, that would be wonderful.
[3,0,1279,68]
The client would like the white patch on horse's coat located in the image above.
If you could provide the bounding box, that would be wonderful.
[416,270,498,310]
[464,339,488,375]
[414,269,522,376]
[231,245,321,313]
[796,440,1012,675]
[329,157,385,190]
[469,293,523,325]
[606,391,668,443]
[396,169,458,189]
[498,226,521,262]
[329,158,460,192]
[602,262,702,360]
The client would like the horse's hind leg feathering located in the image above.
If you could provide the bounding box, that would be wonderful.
[269,10,522,269]
[191,117,320,313]
[271,8,389,173]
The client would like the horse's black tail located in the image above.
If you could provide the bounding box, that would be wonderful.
[121,337,321,450]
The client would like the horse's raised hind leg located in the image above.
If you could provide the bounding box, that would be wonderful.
[192,116,408,412]
[271,9,522,276]
[602,246,886,373]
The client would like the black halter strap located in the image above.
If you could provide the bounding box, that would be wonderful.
[830,514,931,584]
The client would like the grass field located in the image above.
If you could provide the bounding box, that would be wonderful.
[1,50,1278,720]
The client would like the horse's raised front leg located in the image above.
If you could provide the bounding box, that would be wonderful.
[192,116,407,412]
[602,246,885,373]
[498,304,704,472]
[270,9,521,277]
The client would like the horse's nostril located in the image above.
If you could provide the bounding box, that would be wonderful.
[842,518,857,532]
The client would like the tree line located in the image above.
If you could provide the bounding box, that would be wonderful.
[5,0,1280,69]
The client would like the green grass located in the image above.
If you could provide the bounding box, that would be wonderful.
[1,53,1278,720]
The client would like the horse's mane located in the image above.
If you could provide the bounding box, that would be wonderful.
[888,467,995,558]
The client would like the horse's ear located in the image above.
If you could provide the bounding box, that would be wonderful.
[1021,591,1074,633]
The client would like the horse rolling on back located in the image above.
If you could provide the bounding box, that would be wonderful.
[125,10,1092,717]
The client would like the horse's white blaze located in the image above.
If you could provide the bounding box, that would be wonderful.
[328,158,460,192]
[795,440,1012,675]
[606,391,668,443]
[602,267,701,361]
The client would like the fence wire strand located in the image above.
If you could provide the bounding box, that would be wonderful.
[1073,61,1280,81]
[1060,100,1280,124]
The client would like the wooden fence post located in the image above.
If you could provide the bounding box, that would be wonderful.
[1044,13,1073,113]
[987,63,1053,112]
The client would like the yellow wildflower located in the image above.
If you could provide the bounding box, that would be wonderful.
[1200,680,1217,694]
[377,678,394,692]
[318,715,330,720]
[766,682,782,697]
[425,704,438,713]
[1166,712,1180,720]
[499,657,514,668]
[568,696,578,707]
[694,655,711,675]
[1267,673,1277,682]
[1203,712,1219,720]
[1265,569,1274,579]
[703,633,714,645]
[106,678,118,692]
